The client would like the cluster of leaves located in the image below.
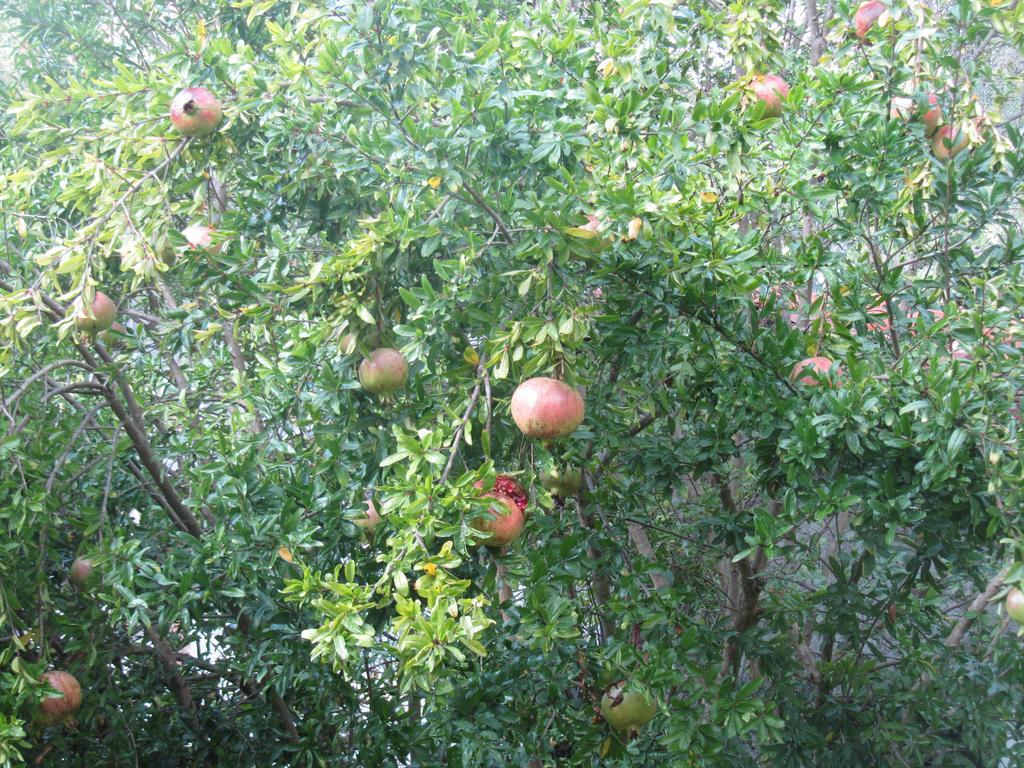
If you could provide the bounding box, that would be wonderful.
[0,0,1023,765]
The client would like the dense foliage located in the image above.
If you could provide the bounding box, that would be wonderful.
[1,0,1023,765]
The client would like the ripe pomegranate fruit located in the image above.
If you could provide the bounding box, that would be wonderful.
[510,377,585,439]
[169,87,223,137]
[36,670,82,725]
[790,356,837,387]
[540,466,583,497]
[600,682,658,731]
[854,0,886,39]
[931,124,969,160]
[471,495,525,546]
[749,74,790,118]
[358,348,409,395]
[474,476,529,511]
[1006,588,1024,623]
[75,291,116,333]
[69,557,95,591]
[353,499,381,533]
[472,475,528,546]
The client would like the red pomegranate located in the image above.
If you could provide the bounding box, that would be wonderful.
[475,476,528,512]
[790,356,837,387]
[931,124,969,160]
[510,377,585,439]
[472,495,525,546]
[358,348,409,395]
[36,670,82,725]
[169,87,223,137]
[472,475,528,546]
[750,74,790,118]
[854,0,886,39]
[74,291,116,333]
[69,557,95,591]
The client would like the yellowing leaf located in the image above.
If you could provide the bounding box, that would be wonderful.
[598,58,615,78]
[563,227,599,239]
[600,738,612,757]
[463,347,480,365]
[427,176,442,189]
[424,563,437,576]
[625,217,643,241]
[700,191,718,204]
[277,546,294,563]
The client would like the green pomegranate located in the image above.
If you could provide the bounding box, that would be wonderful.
[358,348,409,395]
[600,682,658,731]
[1006,588,1024,624]
[540,466,583,497]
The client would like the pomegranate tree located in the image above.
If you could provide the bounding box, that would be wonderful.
[510,377,585,439]
[169,87,223,137]
[358,348,409,395]
[600,681,658,731]
[74,291,116,333]
[36,670,82,725]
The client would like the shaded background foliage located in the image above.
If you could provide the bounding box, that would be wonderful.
[0,0,1023,765]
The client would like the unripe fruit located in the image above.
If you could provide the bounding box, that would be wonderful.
[75,291,117,333]
[36,671,82,725]
[169,87,223,138]
[69,557,95,591]
[353,500,381,533]
[358,348,409,395]
[790,356,836,387]
[510,377,585,440]
[931,124,969,160]
[749,74,790,118]
[541,467,583,497]
[854,0,886,39]
[1006,588,1024,624]
[600,682,658,731]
